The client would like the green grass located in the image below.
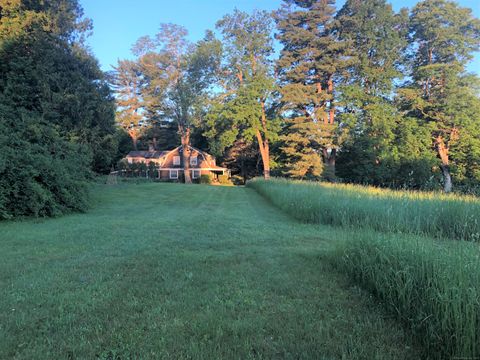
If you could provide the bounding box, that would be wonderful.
[334,231,480,359]
[247,178,480,241]
[248,178,480,359]
[0,183,417,359]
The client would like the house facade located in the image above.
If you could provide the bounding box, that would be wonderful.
[125,145,229,181]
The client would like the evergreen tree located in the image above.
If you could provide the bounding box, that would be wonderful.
[398,0,480,192]
[274,0,352,179]
[110,60,144,150]
[335,0,416,186]
[0,0,115,218]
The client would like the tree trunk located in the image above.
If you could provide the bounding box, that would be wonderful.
[440,164,452,193]
[257,101,270,180]
[328,148,336,167]
[181,127,192,184]
[328,75,334,124]
[256,130,270,180]
[316,81,328,124]
[435,135,452,193]
[129,129,139,150]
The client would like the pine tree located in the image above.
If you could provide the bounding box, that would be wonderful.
[110,60,144,150]
[274,0,352,178]
[398,0,480,192]
[334,0,413,185]
[0,0,115,217]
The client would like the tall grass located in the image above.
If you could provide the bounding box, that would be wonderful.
[334,231,480,359]
[247,178,480,241]
[248,178,480,358]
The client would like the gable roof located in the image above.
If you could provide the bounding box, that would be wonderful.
[126,146,213,161]
[126,151,169,159]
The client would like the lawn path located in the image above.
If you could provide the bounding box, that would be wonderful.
[0,183,417,359]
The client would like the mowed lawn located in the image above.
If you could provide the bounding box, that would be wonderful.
[0,183,417,359]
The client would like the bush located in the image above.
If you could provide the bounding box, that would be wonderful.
[231,175,245,185]
[0,116,91,219]
[218,174,233,185]
[334,231,480,359]
[200,174,213,184]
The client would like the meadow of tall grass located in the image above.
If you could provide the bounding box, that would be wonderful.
[248,178,480,359]
[334,231,480,359]
[247,178,480,241]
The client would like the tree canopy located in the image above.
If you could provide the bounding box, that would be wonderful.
[0,0,116,218]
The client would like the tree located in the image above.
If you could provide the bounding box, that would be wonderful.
[110,60,144,150]
[279,118,324,179]
[274,0,352,178]
[0,0,115,217]
[132,25,221,183]
[334,0,412,185]
[398,0,480,192]
[206,9,279,179]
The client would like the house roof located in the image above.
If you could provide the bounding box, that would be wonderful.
[127,146,213,160]
[126,151,169,159]
[125,146,228,170]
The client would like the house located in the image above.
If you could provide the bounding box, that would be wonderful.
[124,145,229,181]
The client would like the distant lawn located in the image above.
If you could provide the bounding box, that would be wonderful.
[0,183,417,359]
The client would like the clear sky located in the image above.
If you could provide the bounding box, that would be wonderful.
[80,0,480,75]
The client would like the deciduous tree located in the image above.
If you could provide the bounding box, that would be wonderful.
[206,9,279,179]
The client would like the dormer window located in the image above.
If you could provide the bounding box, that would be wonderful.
[173,156,181,165]
[190,156,198,166]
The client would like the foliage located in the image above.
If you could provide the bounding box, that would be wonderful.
[200,174,213,184]
[110,60,144,150]
[205,9,280,179]
[0,0,116,218]
[397,0,480,192]
[274,0,353,177]
[217,174,232,185]
[219,139,261,182]
[279,117,324,180]
[0,97,91,218]
[126,25,221,183]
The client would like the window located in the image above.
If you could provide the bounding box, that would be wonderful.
[190,156,198,166]
[173,156,181,165]
[192,169,200,179]
[169,170,179,179]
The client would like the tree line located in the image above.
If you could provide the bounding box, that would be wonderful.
[0,0,121,218]
[1,0,479,219]
[114,0,480,192]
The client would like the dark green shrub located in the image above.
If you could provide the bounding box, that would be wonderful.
[231,175,245,185]
[147,162,158,178]
[0,114,91,219]
[200,174,212,184]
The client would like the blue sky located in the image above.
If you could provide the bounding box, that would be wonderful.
[80,0,480,75]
